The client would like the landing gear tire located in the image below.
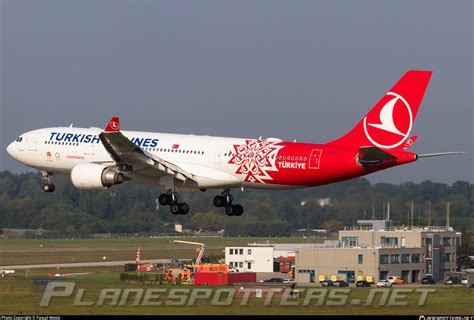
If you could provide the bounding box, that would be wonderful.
[170,203,189,215]
[225,204,244,217]
[159,194,172,206]
[216,189,243,216]
[233,204,244,216]
[43,183,55,193]
[179,203,189,215]
[171,204,180,215]
[161,190,190,215]
[213,196,226,207]
[225,205,235,216]
[42,171,55,192]
[214,189,233,207]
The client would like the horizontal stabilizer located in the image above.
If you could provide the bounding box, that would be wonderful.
[358,146,396,167]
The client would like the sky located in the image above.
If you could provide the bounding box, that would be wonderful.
[1,0,472,184]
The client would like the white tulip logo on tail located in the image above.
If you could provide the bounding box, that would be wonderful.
[363,92,413,149]
[110,121,119,131]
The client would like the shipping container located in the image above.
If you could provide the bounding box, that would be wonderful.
[228,272,256,284]
[194,272,256,285]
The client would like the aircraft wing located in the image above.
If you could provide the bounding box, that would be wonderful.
[98,117,197,183]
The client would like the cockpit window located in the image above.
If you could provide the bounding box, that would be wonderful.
[16,137,23,142]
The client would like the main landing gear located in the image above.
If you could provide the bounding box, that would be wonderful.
[158,191,189,215]
[213,189,244,216]
[42,171,55,193]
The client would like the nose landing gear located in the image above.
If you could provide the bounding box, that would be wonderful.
[42,171,55,193]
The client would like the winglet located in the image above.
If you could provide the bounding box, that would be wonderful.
[104,117,120,132]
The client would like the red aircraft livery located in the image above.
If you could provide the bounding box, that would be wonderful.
[6,70,464,216]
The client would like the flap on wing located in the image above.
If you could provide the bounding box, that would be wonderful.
[359,146,397,167]
[99,117,196,182]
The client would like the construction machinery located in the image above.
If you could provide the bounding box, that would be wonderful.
[165,267,192,284]
[164,240,206,283]
[165,240,253,285]
[169,240,206,264]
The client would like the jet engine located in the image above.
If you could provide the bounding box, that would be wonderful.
[70,163,124,189]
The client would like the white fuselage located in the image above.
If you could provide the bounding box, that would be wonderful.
[6,127,296,191]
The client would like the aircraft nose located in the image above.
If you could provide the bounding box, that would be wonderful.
[6,142,15,158]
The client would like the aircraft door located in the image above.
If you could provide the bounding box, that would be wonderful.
[309,149,323,169]
[28,139,37,152]
[214,147,222,166]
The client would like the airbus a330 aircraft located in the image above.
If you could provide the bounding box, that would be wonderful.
[6,70,463,216]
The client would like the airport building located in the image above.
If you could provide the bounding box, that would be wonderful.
[225,242,338,273]
[295,219,461,284]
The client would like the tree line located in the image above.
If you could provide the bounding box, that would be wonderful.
[0,171,472,238]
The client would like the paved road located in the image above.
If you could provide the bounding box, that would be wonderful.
[0,258,193,270]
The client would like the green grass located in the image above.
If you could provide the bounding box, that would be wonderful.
[4,237,470,315]
[0,270,472,315]
[0,237,328,266]
[0,237,326,249]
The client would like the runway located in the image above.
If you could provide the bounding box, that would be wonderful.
[0,258,192,270]
[0,246,220,269]
[0,246,224,253]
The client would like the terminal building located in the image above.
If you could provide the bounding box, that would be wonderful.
[295,219,461,284]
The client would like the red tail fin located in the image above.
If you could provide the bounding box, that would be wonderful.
[327,70,432,149]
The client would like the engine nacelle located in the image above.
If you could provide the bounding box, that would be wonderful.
[70,163,124,189]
